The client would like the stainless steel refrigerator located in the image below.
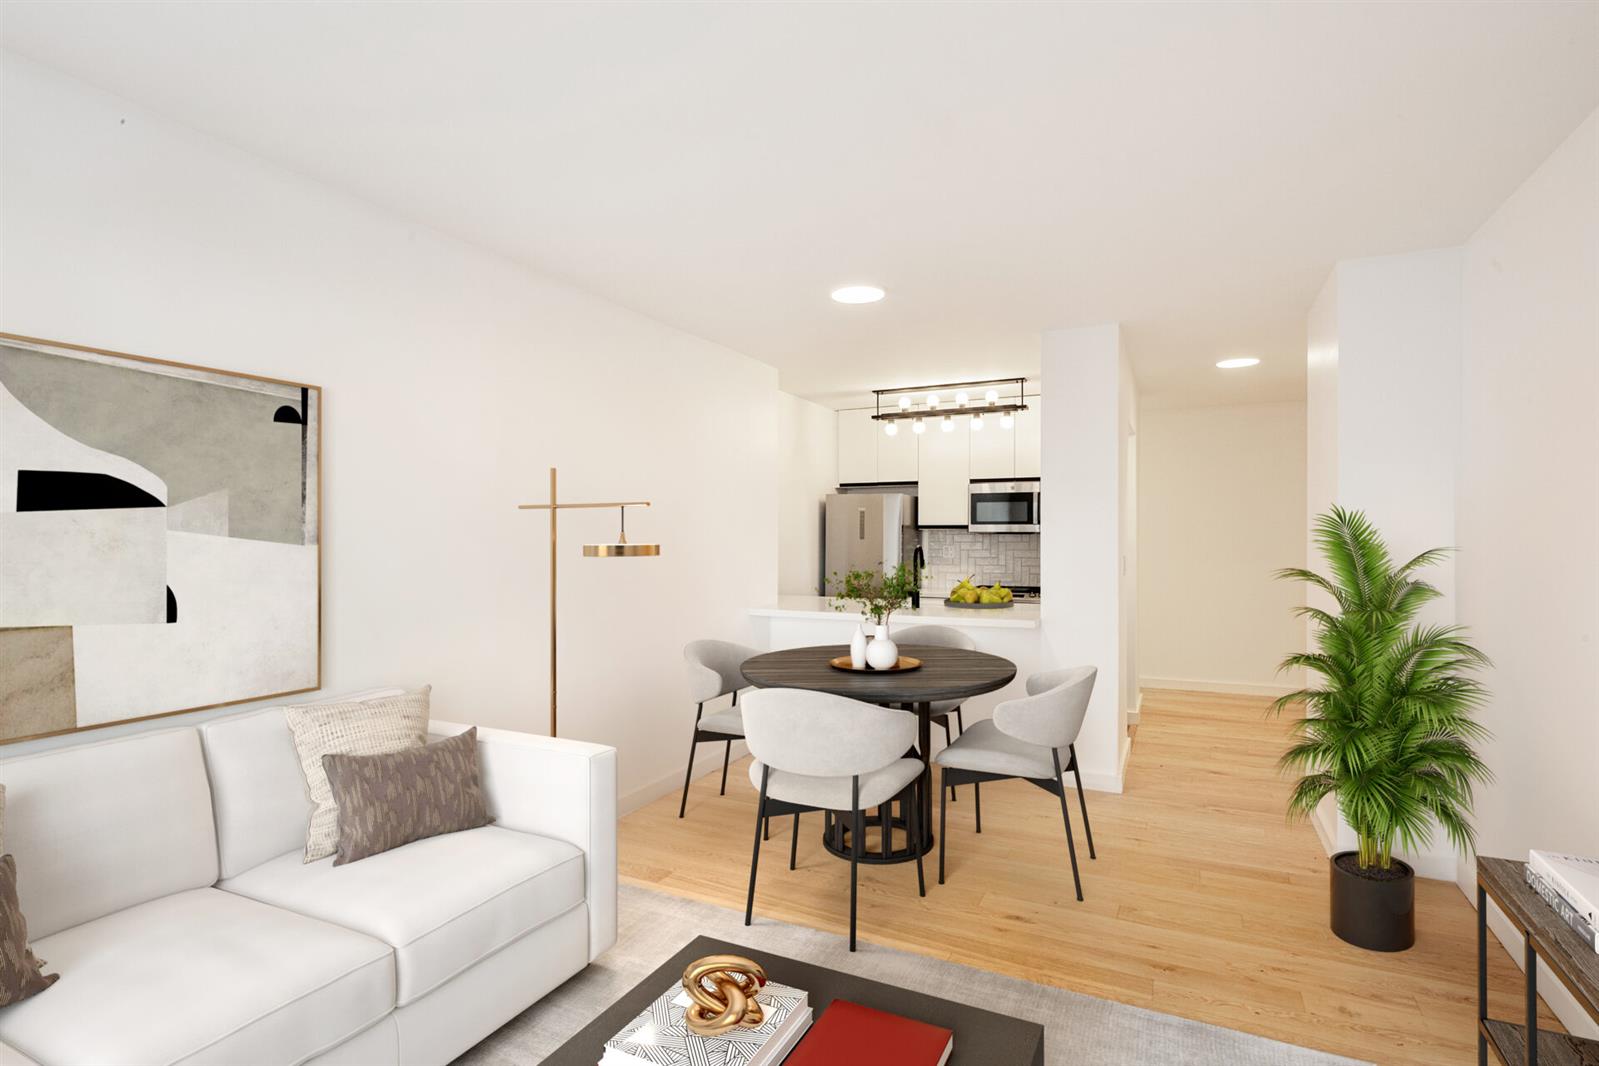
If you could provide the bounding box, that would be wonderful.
[823,493,918,590]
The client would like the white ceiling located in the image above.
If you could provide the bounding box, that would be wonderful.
[3,2,1596,409]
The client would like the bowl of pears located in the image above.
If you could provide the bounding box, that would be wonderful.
[943,577,1014,609]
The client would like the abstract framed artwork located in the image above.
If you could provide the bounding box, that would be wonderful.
[0,333,321,742]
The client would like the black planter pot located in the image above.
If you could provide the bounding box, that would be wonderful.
[1329,851,1415,951]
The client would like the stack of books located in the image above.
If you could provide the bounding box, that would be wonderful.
[600,980,811,1066]
[1524,850,1599,953]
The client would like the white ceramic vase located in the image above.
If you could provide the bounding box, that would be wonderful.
[849,623,870,669]
[865,623,899,670]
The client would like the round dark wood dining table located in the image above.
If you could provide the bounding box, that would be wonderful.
[740,643,1017,865]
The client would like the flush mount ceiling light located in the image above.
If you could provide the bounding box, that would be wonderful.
[830,285,885,304]
[1216,357,1261,369]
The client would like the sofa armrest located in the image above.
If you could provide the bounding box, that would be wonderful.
[430,720,617,961]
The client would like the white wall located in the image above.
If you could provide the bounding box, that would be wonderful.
[1040,324,1132,790]
[1138,402,1307,693]
[0,54,780,811]
[776,392,836,596]
[1455,109,1598,1039]
[1302,247,1464,879]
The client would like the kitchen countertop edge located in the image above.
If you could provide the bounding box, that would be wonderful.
[748,596,1042,630]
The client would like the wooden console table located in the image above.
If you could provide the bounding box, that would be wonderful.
[1476,857,1599,1065]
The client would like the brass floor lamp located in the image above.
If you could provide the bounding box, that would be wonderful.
[519,467,659,737]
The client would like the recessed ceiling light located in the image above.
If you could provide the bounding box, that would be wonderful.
[1216,357,1261,369]
[831,285,885,304]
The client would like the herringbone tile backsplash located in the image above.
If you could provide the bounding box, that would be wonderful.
[920,530,1041,593]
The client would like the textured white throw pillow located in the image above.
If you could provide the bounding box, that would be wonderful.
[285,687,431,862]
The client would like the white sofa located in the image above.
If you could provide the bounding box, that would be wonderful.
[0,697,617,1066]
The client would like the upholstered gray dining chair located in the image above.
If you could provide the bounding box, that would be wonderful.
[741,688,926,951]
[933,666,1098,900]
[679,639,760,818]
[893,623,975,801]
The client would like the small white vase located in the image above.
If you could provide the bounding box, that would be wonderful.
[866,623,899,670]
[849,623,870,669]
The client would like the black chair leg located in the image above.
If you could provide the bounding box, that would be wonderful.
[1052,753,1084,901]
[974,781,982,833]
[938,768,948,885]
[745,770,769,925]
[720,740,731,795]
[943,719,957,802]
[764,815,770,841]
[849,777,862,952]
[677,735,698,819]
[1071,744,1096,859]
[880,803,891,858]
[909,783,926,897]
[789,812,799,870]
[955,706,964,737]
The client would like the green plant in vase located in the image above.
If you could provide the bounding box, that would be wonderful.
[1273,506,1492,951]
[829,563,922,669]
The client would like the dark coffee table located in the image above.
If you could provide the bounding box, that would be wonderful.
[542,935,1045,1065]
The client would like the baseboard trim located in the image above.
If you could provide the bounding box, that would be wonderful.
[621,739,750,815]
[1140,676,1297,698]
[1127,691,1143,725]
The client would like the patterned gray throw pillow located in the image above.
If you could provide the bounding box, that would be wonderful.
[1,854,58,1007]
[285,687,431,862]
[321,728,493,866]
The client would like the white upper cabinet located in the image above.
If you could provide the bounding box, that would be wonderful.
[968,412,1015,479]
[917,420,970,526]
[877,420,918,482]
[1014,394,1043,479]
[837,408,877,484]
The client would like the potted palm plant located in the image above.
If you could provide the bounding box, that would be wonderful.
[1274,507,1492,951]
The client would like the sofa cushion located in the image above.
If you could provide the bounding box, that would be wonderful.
[0,856,56,1007]
[0,729,217,939]
[221,825,584,1005]
[323,728,492,866]
[0,887,393,1066]
[200,689,404,879]
[285,687,432,862]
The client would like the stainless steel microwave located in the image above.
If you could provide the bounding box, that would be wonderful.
[968,480,1041,532]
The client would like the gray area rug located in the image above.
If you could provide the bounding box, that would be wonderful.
[456,883,1366,1065]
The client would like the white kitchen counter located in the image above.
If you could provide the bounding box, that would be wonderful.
[748,595,1041,630]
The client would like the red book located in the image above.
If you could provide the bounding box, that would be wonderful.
[783,999,954,1066]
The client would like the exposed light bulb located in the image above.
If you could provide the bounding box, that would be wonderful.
[883,421,898,437]
[971,413,984,431]
[1001,411,1015,429]
[984,388,999,405]
[956,391,969,408]
[898,395,912,410]
[912,417,926,434]
[940,416,954,433]
[926,393,939,409]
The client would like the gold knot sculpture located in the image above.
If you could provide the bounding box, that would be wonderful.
[681,954,768,1037]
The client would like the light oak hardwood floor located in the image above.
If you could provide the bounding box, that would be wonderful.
[619,688,1554,1064]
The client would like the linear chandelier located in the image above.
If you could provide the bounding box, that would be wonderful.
[871,376,1030,436]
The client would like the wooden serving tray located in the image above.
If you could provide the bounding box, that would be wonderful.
[829,655,923,672]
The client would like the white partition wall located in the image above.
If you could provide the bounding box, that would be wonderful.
[1303,248,1465,879]
[1039,324,1135,792]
